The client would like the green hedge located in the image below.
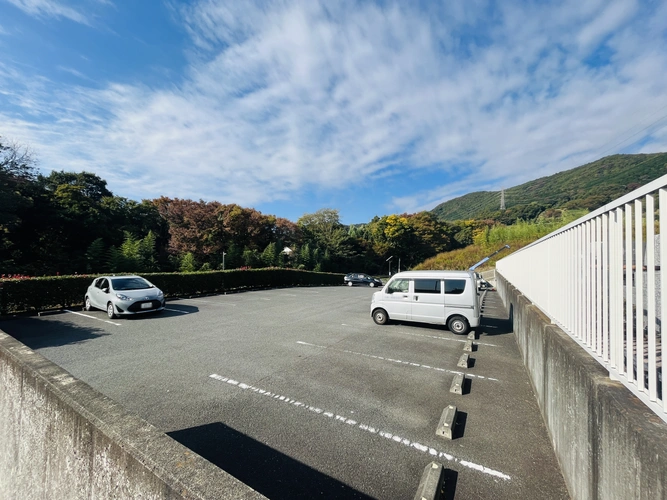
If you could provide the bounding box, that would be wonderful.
[0,269,344,315]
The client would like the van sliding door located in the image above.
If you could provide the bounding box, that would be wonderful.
[444,278,472,319]
[411,279,445,324]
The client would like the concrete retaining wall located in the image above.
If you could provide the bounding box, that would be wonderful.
[496,272,667,500]
[0,331,266,500]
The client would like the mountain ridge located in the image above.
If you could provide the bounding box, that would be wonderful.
[431,153,667,221]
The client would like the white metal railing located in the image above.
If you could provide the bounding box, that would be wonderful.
[497,174,666,422]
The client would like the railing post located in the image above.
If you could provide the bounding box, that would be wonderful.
[625,203,633,381]
[635,199,644,390]
[646,195,657,401]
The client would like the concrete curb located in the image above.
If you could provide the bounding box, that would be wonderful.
[463,340,474,352]
[436,405,458,440]
[413,462,446,500]
[450,373,464,394]
[457,353,469,368]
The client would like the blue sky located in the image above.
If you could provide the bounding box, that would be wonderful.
[1,0,667,224]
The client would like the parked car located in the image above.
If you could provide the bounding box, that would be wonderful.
[370,270,480,334]
[84,275,165,319]
[474,271,493,290]
[344,273,383,287]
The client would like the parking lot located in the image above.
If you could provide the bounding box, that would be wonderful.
[0,286,569,499]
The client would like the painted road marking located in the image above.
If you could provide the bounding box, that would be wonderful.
[180,299,237,306]
[395,330,499,347]
[209,373,511,481]
[164,308,189,314]
[64,310,121,326]
[296,341,500,381]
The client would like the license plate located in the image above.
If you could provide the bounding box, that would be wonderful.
[141,303,152,309]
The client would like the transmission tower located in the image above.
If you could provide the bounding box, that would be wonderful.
[500,189,506,210]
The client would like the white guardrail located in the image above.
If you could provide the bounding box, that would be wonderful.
[497,174,666,422]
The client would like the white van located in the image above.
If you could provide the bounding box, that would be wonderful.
[370,270,481,334]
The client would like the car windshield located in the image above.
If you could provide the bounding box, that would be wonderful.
[111,277,152,291]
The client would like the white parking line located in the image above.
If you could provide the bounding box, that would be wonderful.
[395,330,499,347]
[64,310,121,326]
[164,308,190,314]
[296,341,500,381]
[209,374,511,481]
[179,299,237,306]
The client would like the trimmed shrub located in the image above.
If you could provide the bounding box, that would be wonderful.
[0,269,344,315]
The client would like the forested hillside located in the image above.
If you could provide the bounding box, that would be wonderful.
[3,134,665,278]
[431,153,667,221]
[0,138,471,276]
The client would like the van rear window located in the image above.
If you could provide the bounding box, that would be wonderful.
[444,279,466,294]
[414,279,441,294]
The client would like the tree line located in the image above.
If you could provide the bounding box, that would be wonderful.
[1,137,489,276]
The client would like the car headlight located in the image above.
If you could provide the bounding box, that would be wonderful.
[157,290,164,297]
[115,293,132,301]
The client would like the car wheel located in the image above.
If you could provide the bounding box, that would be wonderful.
[107,302,116,319]
[369,282,376,287]
[447,315,469,335]
[84,297,92,311]
[372,308,389,325]
[347,281,353,287]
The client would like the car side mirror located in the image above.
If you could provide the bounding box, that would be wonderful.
[102,287,109,293]
[386,288,393,294]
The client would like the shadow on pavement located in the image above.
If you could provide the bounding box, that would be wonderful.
[453,411,468,439]
[479,316,513,336]
[441,468,459,500]
[0,316,110,349]
[168,422,374,500]
[125,303,200,319]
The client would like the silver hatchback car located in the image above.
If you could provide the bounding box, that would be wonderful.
[84,275,165,319]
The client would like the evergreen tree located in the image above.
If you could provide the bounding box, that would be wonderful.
[106,246,125,273]
[138,231,159,271]
[85,238,106,273]
[261,242,277,267]
[299,243,312,270]
[180,252,197,272]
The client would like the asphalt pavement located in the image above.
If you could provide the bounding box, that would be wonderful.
[0,285,569,499]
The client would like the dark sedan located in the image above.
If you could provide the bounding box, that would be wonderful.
[344,273,383,287]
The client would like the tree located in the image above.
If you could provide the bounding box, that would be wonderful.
[39,171,112,202]
[298,243,313,270]
[297,208,344,249]
[0,137,38,272]
[297,208,355,271]
[220,243,242,270]
[121,232,142,270]
[261,242,277,267]
[106,246,125,273]
[180,252,198,272]
[86,238,106,273]
[155,197,225,265]
[242,248,260,268]
[217,204,276,251]
[138,231,159,271]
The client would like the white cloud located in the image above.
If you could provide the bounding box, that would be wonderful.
[4,0,90,24]
[576,0,639,50]
[1,0,667,218]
